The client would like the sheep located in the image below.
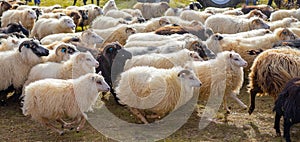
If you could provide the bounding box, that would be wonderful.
[217,28,297,72]
[164,7,184,16]
[91,25,130,41]
[0,1,12,16]
[23,51,99,90]
[105,10,133,21]
[0,36,21,51]
[81,4,103,26]
[236,9,268,20]
[0,22,29,37]
[205,15,270,34]
[268,17,298,31]
[1,9,37,31]
[91,16,128,30]
[222,9,244,16]
[192,51,248,113]
[273,77,300,142]
[133,2,170,20]
[220,29,271,38]
[0,39,49,105]
[154,22,214,41]
[126,32,195,42]
[162,16,200,27]
[16,5,43,21]
[130,17,170,33]
[39,4,62,13]
[52,9,82,28]
[204,7,233,14]
[123,49,202,71]
[121,8,144,20]
[39,12,66,19]
[100,26,136,48]
[270,9,300,21]
[30,16,76,40]
[115,66,201,124]
[42,43,77,63]
[179,10,213,24]
[248,47,300,115]
[22,73,110,135]
[41,29,103,49]
[102,0,118,15]
[241,4,274,18]
[65,6,89,31]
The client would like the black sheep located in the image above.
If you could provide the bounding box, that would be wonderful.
[273,77,300,142]
[0,22,29,37]
[96,42,131,104]
[73,0,100,6]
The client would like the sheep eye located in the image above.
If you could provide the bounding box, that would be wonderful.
[97,81,102,85]
[87,58,91,61]
[189,77,194,80]
[234,58,239,61]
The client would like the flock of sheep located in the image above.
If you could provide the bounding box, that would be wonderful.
[0,0,300,141]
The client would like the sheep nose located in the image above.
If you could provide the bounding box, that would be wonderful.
[95,62,99,67]
[244,62,248,67]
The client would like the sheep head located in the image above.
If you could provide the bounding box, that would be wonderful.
[178,69,202,87]
[19,39,49,57]
[250,18,270,30]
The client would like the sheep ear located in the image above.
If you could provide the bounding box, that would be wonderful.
[229,53,232,58]
[177,70,191,78]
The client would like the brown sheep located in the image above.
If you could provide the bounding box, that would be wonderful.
[248,47,300,115]
[241,4,274,18]
[100,26,136,49]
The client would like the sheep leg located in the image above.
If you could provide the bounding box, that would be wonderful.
[129,107,149,124]
[274,112,282,137]
[57,118,73,129]
[248,87,261,115]
[283,118,292,142]
[42,118,64,135]
[229,93,247,109]
[223,96,231,114]
[76,115,86,133]
[146,114,161,119]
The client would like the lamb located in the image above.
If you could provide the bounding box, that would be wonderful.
[123,49,202,71]
[102,0,118,15]
[115,66,201,124]
[179,10,214,24]
[42,43,77,63]
[205,15,270,34]
[22,73,110,135]
[30,16,76,40]
[248,47,300,115]
[267,17,298,31]
[91,16,128,30]
[0,1,12,16]
[270,9,300,21]
[192,51,248,113]
[0,39,49,105]
[23,51,99,90]
[273,77,300,142]
[100,26,136,48]
[1,9,37,31]
[133,2,170,20]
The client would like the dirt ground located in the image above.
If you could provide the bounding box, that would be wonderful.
[1,83,300,142]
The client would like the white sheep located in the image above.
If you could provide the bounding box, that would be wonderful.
[40,4,62,13]
[103,0,118,15]
[41,29,103,49]
[192,51,248,113]
[0,36,21,51]
[126,32,195,42]
[162,16,199,27]
[23,51,99,92]
[270,9,300,21]
[105,9,133,21]
[81,4,104,26]
[1,9,37,31]
[164,7,184,16]
[22,73,110,135]
[267,17,298,31]
[130,17,170,33]
[91,16,127,30]
[179,10,213,24]
[92,25,133,41]
[204,7,233,14]
[121,8,144,20]
[220,29,272,38]
[205,15,270,34]
[116,66,201,124]
[42,43,77,63]
[30,16,76,40]
[133,2,170,20]
[123,49,202,71]
[39,12,66,19]
[0,39,49,102]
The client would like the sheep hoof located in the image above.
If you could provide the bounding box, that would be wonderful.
[248,107,254,115]
[226,110,230,114]
[76,130,79,133]
[276,132,281,137]
[70,127,74,130]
